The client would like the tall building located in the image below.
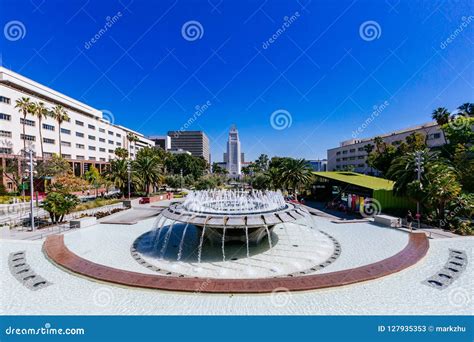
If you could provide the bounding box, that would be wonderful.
[148,135,171,150]
[167,130,210,163]
[225,125,242,177]
[327,122,445,174]
[0,67,153,190]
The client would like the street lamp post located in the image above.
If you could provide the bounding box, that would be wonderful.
[415,151,424,230]
[27,149,35,231]
[127,160,131,200]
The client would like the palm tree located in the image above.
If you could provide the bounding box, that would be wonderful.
[373,137,384,153]
[51,105,69,156]
[432,107,451,143]
[31,102,49,158]
[132,148,162,196]
[105,158,129,196]
[15,97,32,156]
[279,159,313,200]
[127,133,140,159]
[457,103,474,117]
[265,167,282,190]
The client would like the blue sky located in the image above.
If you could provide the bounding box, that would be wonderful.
[2,0,473,162]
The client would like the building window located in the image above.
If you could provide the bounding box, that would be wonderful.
[88,135,96,140]
[43,138,55,144]
[76,132,84,138]
[76,143,85,149]
[108,131,114,135]
[62,154,71,159]
[76,155,85,160]
[20,134,35,141]
[61,128,71,134]
[427,133,441,140]
[99,138,105,142]
[61,141,71,147]
[0,96,11,104]
[20,118,35,126]
[108,140,114,144]
[358,147,364,151]
[43,152,53,158]
[99,128,105,133]
[100,157,106,161]
[116,142,121,146]
[75,120,84,126]
[336,158,340,162]
[358,156,365,159]
[89,146,96,151]
[99,147,106,152]
[89,156,96,161]
[88,124,95,130]
[1,113,13,122]
[115,133,121,137]
[342,150,348,154]
[0,147,12,154]
[108,149,114,153]
[336,151,341,155]
[0,130,12,137]
[42,123,55,131]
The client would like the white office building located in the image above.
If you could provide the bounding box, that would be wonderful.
[327,122,445,174]
[225,125,242,178]
[0,67,153,190]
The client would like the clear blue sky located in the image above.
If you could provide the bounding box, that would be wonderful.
[2,0,473,162]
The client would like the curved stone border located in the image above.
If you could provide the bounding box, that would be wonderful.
[43,233,428,293]
[129,229,341,278]
[9,251,52,291]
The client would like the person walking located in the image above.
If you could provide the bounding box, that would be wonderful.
[406,210,414,231]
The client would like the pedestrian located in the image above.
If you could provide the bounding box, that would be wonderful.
[406,210,414,231]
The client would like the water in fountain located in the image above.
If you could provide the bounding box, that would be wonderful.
[264,224,273,249]
[197,218,208,263]
[160,221,175,258]
[245,224,250,258]
[182,189,287,215]
[221,225,226,262]
[177,220,191,261]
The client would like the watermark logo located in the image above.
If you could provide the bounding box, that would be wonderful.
[4,20,26,41]
[92,287,114,307]
[352,101,389,138]
[270,109,292,130]
[270,287,292,307]
[359,20,381,41]
[174,100,212,138]
[448,113,471,131]
[84,12,123,50]
[440,16,474,49]
[360,198,382,218]
[181,20,204,42]
[262,11,300,49]
[100,109,115,124]
[448,287,471,308]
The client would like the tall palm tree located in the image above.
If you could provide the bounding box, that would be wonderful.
[126,132,134,157]
[279,159,313,200]
[265,167,282,190]
[127,133,140,159]
[457,103,474,117]
[15,97,32,156]
[51,105,69,156]
[104,158,129,196]
[132,148,162,196]
[31,102,49,158]
[432,107,451,143]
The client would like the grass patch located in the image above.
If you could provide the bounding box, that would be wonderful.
[73,198,121,212]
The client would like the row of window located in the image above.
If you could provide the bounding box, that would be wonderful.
[0,96,10,104]
[336,147,365,155]
[335,164,366,169]
[336,155,366,162]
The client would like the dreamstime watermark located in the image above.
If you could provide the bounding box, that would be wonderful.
[173,100,212,138]
[440,16,474,49]
[359,20,382,41]
[448,113,471,131]
[4,20,26,41]
[262,11,300,49]
[92,287,114,307]
[100,109,115,124]
[4,323,85,336]
[448,287,471,308]
[181,20,204,41]
[360,198,382,218]
[352,101,390,138]
[270,109,292,130]
[84,11,123,50]
[270,287,292,307]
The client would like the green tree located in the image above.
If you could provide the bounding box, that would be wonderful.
[432,107,451,143]
[15,97,33,156]
[132,147,163,196]
[212,162,227,175]
[254,154,270,172]
[51,105,69,156]
[457,103,474,117]
[31,102,49,158]
[105,158,129,195]
[114,147,129,159]
[279,159,313,200]
[36,154,71,178]
[84,165,102,197]
[43,192,79,224]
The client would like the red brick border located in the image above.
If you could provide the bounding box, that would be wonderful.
[43,233,428,293]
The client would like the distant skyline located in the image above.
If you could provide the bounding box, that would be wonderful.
[2,0,473,161]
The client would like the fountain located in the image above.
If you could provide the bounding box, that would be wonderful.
[160,190,305,251]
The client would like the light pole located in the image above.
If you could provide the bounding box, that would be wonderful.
[127,160,131,200]
[415,151,424,230]
[180,169,183,191]
[27,149,35,231]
